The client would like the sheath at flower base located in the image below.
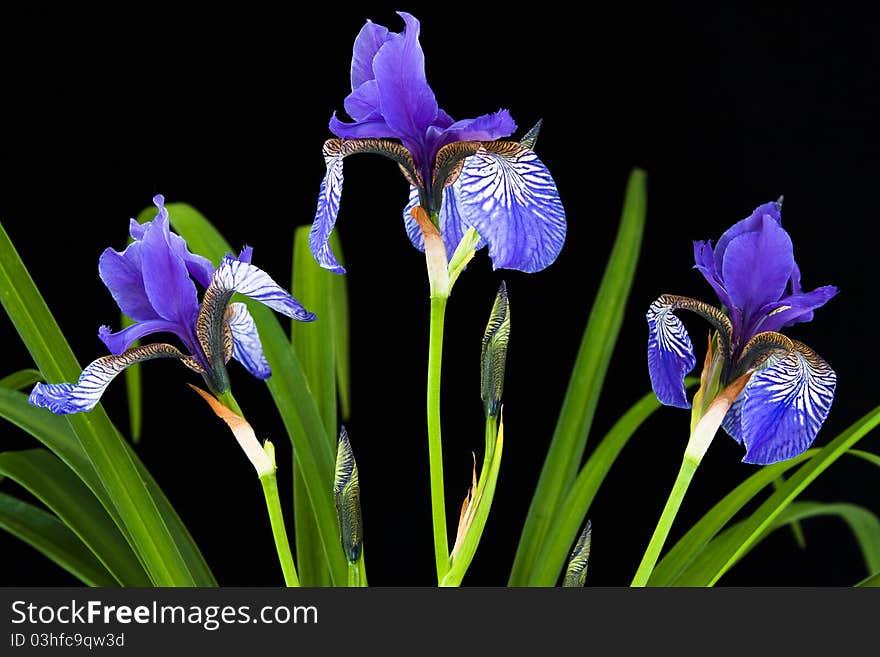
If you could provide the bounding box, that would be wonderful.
[310,11,566,276]
[646,200,838,465]
[28,195,315,415]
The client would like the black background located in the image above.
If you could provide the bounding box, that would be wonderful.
[2,3,879,586]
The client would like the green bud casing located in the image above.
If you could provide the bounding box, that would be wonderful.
[481,282,511,418]
[334,426,362,563]
[562,520,592,587]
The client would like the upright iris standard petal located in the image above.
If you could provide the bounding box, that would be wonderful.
[721,214,794,324]
[350,20,390,89]
[370,12,439,156]
[29,343,199,415]
[139,205,201,331]
[225,302,271,380]
[712,200,782,276]
[646,297,698,409]
[739,340,836,465]
[453,142,566,273]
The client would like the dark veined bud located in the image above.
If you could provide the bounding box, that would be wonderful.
[562,520,592,587]
[333,426,362,563]
[481,282,511,418]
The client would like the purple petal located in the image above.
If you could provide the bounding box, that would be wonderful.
[713,200,782,276]
[436,110,517,150]
[98,243,158,322]
[371,12,438,147]
[646,297,697,409]
[98,318,190,355]
[225,302,271,379]
[212,256,316,322]
[693,239,736,317]
[402,185,486,257]
[721,214,794,321]
[344,80,383,122]
[454,145,566,272]
[350,19,389,89]
[28,343,189,415]
[329,112,398,140]
[755,285,839,334]
[310,144,347,274]
[139,205,201,328]
[740,341,836,464]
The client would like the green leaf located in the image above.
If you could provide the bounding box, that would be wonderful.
[856,572,880,587]
[290,226,340,584]
[0,491,117,587]
[669,405,880,586]
[121,314,143,443]
[144,202,347,585]
[680,501,880,584]
[649,450,816,586]
[510,169,647,586]
[848,448,880,469]
[0,386,216,587]
[0,221,196,585]
[528,382,696,586]
[0,369,43,391]
[0,448,150,585]
[758,501,880,574]
[329,236,351,422]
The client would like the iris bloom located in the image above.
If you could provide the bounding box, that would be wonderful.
[646,200,838,464]
[311,11,566,275]
[29,195,314,415]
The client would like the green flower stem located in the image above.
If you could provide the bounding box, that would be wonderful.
[427,295,450,582]
[347,560,360,587]
[216,389,299,587]
[260,472,300,587]
[483,415,497,475]
[631,455,699,586]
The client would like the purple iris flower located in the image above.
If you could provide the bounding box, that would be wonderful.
[311,11,566,275]
[29,195,315,415]
[646,200,838,464]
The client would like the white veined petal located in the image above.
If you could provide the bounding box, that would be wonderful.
[740,340,836,464]
[28,343,194,415]
[225,302,271,380]
[646,297,697,409]
[454,143,565,273]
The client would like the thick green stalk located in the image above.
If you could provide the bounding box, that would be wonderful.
[631,456,699,586]
[427,295,450,582]
[260,473,300,587]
